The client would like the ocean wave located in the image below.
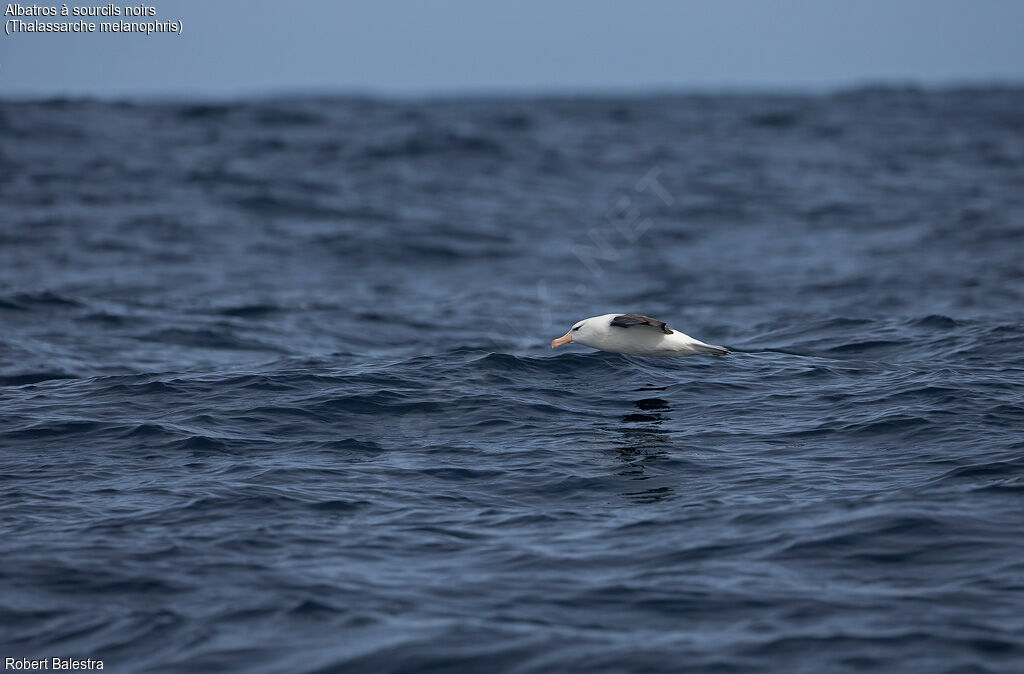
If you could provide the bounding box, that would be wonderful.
[3,91,1024,673]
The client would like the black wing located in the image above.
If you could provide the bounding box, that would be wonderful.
[610,313,673,334]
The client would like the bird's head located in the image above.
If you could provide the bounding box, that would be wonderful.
[550,318,596,349]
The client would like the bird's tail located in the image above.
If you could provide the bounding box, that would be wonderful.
[693,341,730,356]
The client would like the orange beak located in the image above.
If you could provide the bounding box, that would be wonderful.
[550,331,572,348]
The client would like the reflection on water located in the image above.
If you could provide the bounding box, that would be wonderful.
[622,396,669,422]
[614,392,679,503]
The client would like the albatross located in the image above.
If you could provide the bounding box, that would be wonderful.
[550,313,730,358]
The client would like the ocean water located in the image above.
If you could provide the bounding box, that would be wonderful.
[2,89,1023,673]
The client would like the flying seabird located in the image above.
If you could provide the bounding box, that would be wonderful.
[550,313,730,358]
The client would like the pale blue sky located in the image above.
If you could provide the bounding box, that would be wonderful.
[2,0,1022,98]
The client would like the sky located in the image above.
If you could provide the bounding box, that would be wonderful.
[2,0,1023,98]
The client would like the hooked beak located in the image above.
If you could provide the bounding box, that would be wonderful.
[550,331,572,348]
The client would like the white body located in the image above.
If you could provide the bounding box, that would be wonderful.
[552,313,729,358]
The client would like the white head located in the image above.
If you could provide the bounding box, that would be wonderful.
[550,316,606,350]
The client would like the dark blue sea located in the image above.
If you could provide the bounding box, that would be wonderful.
[2,89,1023,673]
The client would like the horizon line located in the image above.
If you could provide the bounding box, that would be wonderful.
[3,77,1024,104]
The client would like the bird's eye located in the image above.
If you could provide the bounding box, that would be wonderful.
[572,326,581,331]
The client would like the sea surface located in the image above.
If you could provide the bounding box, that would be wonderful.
[2,89,1023,673]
